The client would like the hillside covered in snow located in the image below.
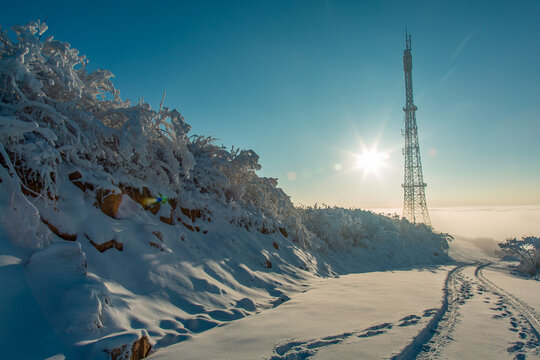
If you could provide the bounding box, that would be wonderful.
[0,22,452,359]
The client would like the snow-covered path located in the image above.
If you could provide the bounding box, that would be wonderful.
[408,263,540,360]
[149,266,452,359]
[148,238,540,360]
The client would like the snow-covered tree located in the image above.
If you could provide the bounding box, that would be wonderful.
[0,20,303,247]
[499,236,540,276]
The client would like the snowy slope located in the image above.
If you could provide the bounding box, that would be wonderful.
[0,21,452,359]
[148,266,452,360]
[148,247,540,360]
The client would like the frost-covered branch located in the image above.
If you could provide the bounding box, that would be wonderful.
[0,20,302,240]
[499,236,540,276]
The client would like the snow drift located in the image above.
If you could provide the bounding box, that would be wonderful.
[0,21,451,359]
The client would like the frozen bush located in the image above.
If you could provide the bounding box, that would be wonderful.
[299,205,451,254]
[0,21,195,200]
[0,21,451,258]
[499,236,540,277]
[0,21,303,247]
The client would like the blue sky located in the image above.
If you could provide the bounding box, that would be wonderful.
[2,0,539,208]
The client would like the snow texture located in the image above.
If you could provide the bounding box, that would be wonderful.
[0,22,452,359]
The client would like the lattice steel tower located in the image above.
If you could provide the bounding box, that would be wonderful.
[401,31,431,225]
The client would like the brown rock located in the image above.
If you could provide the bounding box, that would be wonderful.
[119,185,164,215]
[107,335,151,360]
[68,171,82,181]
[180,207,191,219]
[89,238,123,253]
[69,171,94,192]
[20,178,43,198]
[149,242,163,251]
[259,225,275,235]
[147,204,160,215]
[1,157,55,199]
[41,218,77,241]
[182,222,195,231]
[180,207,202,222]
[19,174,58,200]
[168,198,177,210]
[120,185,150,205]
[278,227,288,238]
[159,215,173,225]
[108,344,126,360]
[273,241,279,250]
[151,231,163,241]
[130,335,152,360]
[96,190,123,218]
[192,209,201,221]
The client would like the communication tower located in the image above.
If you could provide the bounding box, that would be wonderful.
[401,31,431,225]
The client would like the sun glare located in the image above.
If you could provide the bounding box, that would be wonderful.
[355,149,389,175]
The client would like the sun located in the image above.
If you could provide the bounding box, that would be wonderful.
[355,148,389,175]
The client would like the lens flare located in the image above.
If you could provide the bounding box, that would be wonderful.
[142,196,168,206]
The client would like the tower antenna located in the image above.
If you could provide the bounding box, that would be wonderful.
[401,32,431,225]
[405,28,411,50]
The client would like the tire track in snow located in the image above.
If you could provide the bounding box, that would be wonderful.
[266,265,471,360]
[392,263,540,360]
[390,264,472,360]
[475,263,540,342]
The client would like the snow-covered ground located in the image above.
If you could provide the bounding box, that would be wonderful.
[149,239,540,360]
[148,266,451,360]
[435,264,540,360]
[1,22,538,360]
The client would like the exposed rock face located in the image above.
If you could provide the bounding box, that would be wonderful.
[151,231,163,241]
[259,226,272,234]
[108,335,152,360]
[148,242,163,251]
[20,176,45,198]
[93,185,212,234]
[86,236,123,253]
[96,190,124,218]
[182,222,195,231]
[10,164,58,200]
[95,186,163,218]
[68,171,95,192]
[41,217,77,241]
[130,335,152,360]
[159,214,173,225]
[120,185,160,215]
[180,207,202,222]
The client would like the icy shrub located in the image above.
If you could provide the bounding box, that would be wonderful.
[499,236,540,277]
[0,21,301,246]
[0,20,451,256]
[299,205,451,254]
[0,20,457,360]
[0,21,194,199]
